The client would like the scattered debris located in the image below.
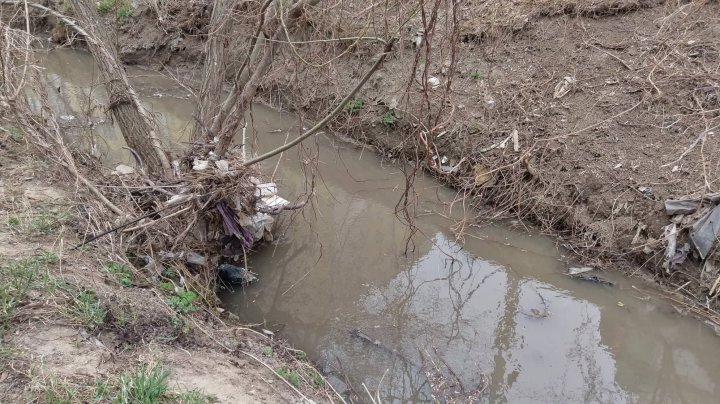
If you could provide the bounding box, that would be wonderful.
[568,273,615,286]
[553,76,576,99]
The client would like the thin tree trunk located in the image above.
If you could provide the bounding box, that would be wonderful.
[190,0,236,143]
[213,0,322,157]
[68,0,171,177]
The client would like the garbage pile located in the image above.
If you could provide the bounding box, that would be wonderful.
[153,181,290,287]
[662,193,720,270]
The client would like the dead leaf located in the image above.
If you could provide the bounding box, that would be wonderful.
[474,164,492,186]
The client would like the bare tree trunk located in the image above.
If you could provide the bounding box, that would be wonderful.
[190,0,236,143]
[213,0,322,157]
[68,0,171,177]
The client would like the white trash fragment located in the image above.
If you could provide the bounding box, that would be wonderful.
[258,195,289,210]
[671,165,680,172]
[428,76,441,89]
[215,160,229,173]
[567,266,594,275]
[553,76,577,99]
[663,223,678,271]
[186,252,206,266]
[484,93,496,109]
[255,183,278,198]
[511,129,520,152]
[192,159,209,171]
[113,164,135,175]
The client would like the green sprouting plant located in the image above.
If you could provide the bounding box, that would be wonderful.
[306,369,324,387]
[7,216,21,227]
[102,261,132,287]
[97,0,133,19]
[166,290,198,313]
[176,388,215,404]
[346,97,363,114]
[293,350,307,360]
[117,364,170,404]
[382,111,396,126]
[92,379,111,401]
[69,290,106,329]
[275,368,301,388]
[0,259,39,331]
[261,346,273,356]
[29,208,71,234]
[6,126,23,143]
[117,5,133,19]
[469,70,482,80]
[162,267,178,278]
[96,0,117,14]
[158,281,175,292]
[36,250,59,265]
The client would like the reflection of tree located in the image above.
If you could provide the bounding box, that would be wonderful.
[487,274,521,403]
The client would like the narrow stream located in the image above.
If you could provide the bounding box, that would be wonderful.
[42,49,720,403]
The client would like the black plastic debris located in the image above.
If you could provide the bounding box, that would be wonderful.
[569,273,615,286]
[218,263,258,286]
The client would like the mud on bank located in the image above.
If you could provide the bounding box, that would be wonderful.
[38,1,720,320]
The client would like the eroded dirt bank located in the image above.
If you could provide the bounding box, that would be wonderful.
[72,0,720,312]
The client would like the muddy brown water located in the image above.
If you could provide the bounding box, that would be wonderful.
[41,48,720,403]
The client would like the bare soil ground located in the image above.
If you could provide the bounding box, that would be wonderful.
[0,138,331,402]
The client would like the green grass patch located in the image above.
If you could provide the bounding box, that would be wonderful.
[176,388,216,404]
[34,363,212,403]
[166,290,198,313]
[275,368,301,388]
[117,363,170,404]
[28,208,71,235]
[97,0,133,20]
[68,290,106,329]
[158,281,175,292]
[0,258,42,333]
[346,97,363,114]
[102,261,133,287]
[382,110,396,126]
